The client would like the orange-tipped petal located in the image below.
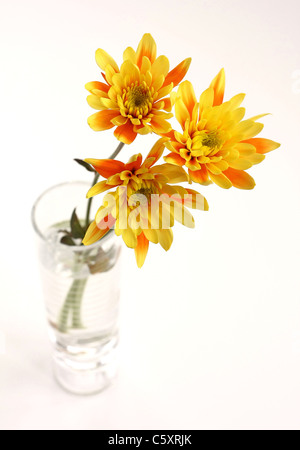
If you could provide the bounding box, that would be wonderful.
[85,81,109,94]
[242,138,281,154]
[136,33,157,67]
[164,152,186,166]
[175,98,190,130]
[177,81,197,118]
[150,116,172,134]
[210,68,225,106]
[111,115,128,126]
[135,232,149,268]
[188,166,211,185]
[163,58,191,88]
[88,110,119,131]
[114,122,137,144]
[85,159,125,178]
[161,97,172,112]
[125,153,143,171]
[223,168,255,190]
[145,137,169,167]
[97,214,116,230]
[82,220,112,246]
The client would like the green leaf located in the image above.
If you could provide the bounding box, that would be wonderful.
[74,158,96,173]
[70,209,85,239]
[60,235,76,246]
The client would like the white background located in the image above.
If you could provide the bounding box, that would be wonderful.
[0,0,299,430]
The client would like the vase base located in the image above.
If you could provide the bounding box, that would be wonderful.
[52,334,118,395]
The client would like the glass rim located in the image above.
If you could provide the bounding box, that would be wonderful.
[31,180,115,250]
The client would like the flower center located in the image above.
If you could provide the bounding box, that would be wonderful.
[135,187,153,200]
[201,130,222,150]
[123,82,153,118]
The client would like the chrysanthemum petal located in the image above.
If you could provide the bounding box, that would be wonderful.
[231,120,264,141]
[199,87,214,114]
[100,97,118,109]
[213,160,229,172]
[234,143,256,156]
[82,220,112,246]
[135,232,149,268]
[87,110,119,131]
[86,180,116,198]
[163,58,191,88]
[242,138,281,154]
[188,166,211,185]
[145,137,168,167]
[85,159,125,178]
[228,159,253,170]
[248,113,270,122]
[151,55,170,81]
[164,152,186,166]
[87,95,106,110]
[125,153,143,171]
[246,153,265,165]
[177,81,197,118]
[206,162,223,174]
[185,189,209,211]
[230,107,246,124]
[143,228,159,244]
[209,68,225,106]
[136,33,157,66]
[105,64,118,85]
[229,93,246,109]
[111,115,128,126]
[152,74,164,92]
[157,229,173,251]
[123,46,137,64]
[161,97,172,112]
[122,228,137,249]
[120,60,140,85]
[151,164,188,183]
[85,81,109,94]
[114,122,137,144]
[208,171,232,189]
[175,98,190,129]
[140,56,151,74]
[223,168,255,190]
[150,115,172,134]
[174,206,195,229]
[156,84,174,101]
[95,49,119,72]
[135,125,150,135]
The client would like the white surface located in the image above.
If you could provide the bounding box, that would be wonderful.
[0,0,299,430]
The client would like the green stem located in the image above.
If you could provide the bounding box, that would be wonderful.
[85,172,100,229]
[58,141,125,334]
[58,278,87,332]
[108,141,125,161]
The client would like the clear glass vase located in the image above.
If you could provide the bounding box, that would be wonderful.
[32,181,122,395]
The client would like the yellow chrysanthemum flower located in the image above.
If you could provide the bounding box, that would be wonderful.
[82,138,208,268]
[164,69,280,189]
[86,33,191,145]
